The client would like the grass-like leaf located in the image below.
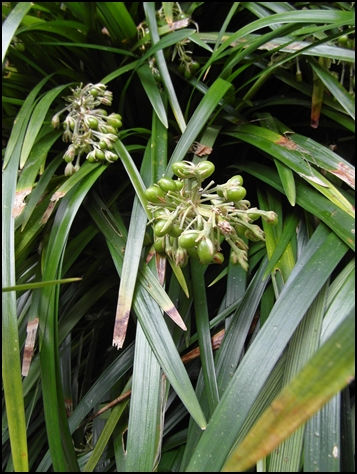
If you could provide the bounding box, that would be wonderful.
[240,163,355,251]
[308,56,355,121]
[186,223,348,471]
[2,2,33,64]
[125,323,163,471]
[223,311,355,472]
[136,64,168,128]
[2,3,354,471]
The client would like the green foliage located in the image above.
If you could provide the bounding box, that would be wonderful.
[2,2,355,472]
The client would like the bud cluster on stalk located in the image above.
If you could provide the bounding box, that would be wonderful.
[145,160,278,270]
[136,2,200,83]
[51,83,122,175]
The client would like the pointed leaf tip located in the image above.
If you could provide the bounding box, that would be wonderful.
[165,307,187,331]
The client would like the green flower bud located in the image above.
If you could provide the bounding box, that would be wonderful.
[187,246,199,260]
[51,114,61,129]
[106,113,123,128]
[86,150,97,163]
[63,145,76,163]
[95,149,106,160]
[227,175,244,186]
[85,116,99,129]
[154,219,172,237]
[226,186,246,202]
[94,109,108,117]
[172,161,195,178]
[158,177,177,193]
[196,161,215,180]
[262,211,278,225]
[89,88,99,97]
[245,225,265,242]
[145,185,166,203]
[143,232,152,247]
[154,237,166,253]
[174,180,184,191]
[178,230,200,249]
[168,223,183,238]
[105,151,118,162]
[197,238,215,264]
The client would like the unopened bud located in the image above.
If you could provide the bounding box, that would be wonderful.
[51,114,61,128]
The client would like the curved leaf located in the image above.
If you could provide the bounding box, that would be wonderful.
[186,223,348,472]
[136,63,168,128]
[2,2,32,64]
[229,124,355,217]
[223,312,355,472]
[38,166,105,471]
[240,162,355,251]
[20,83,72,168]
[125,323,163,472]
[166,78,232,175]
[308,56,355,121]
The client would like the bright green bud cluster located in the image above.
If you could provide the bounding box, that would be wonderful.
[145,161,278,270]
[51,83,122,175]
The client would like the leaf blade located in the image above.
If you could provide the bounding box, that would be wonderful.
[223,312,355,472]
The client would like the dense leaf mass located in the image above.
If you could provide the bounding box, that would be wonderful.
[2,2,354,473]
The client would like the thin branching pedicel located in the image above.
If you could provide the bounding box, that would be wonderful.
[145,161,278,270]
[51,83,122,175]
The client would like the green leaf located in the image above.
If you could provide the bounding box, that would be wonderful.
[2,278,82,292]
[97,2,137,43]
[290,133,355,190]
[20,83,72,168]
[84,194,206,428]
[125,323,163,471]
[144,2,186,133]
[3,74,54,170]
[83,384,131,472]
[261,211,301,280]
[214,257,270,397]
[268,281,329,471]
[308,56,355,121]
[203,10,355,73]
[112,197,148,349]
[113,140,148,214]
[186,223,348,471]
[167,258,190,298]
[222,312,355,472]
[134,290,207,430]
[240,162,355,251]
[166,78,232,175]
[150,92,168,182]
[229,124,355,217]
[2,75,54,473]
[16,151,63,229]
[39,166,105,471]
[190,259,219,415]
[136,63,168,128]
[17,19,87,41]
[274,159,296,206]
[85,193,186,331]
[2,2,33,64]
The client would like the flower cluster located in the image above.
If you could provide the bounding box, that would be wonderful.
[136,3,200,82]
[145,161,278,270]
[51,83,122,175]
